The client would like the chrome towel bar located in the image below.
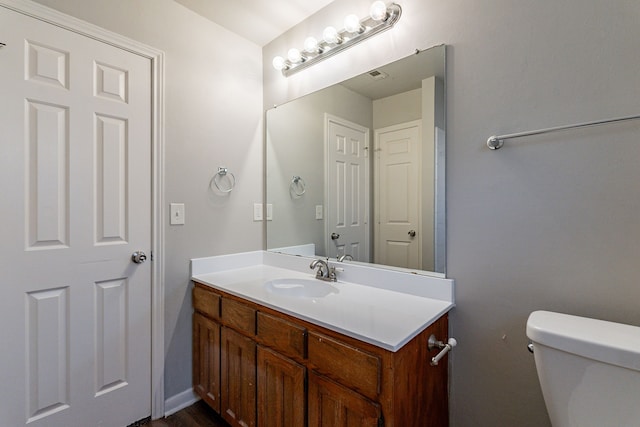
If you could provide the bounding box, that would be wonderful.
[428,334,457,366]
[487,113,640,150]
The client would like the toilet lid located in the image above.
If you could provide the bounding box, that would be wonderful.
[526,310,640,372]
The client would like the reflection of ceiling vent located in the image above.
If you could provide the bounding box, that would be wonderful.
[368,70,388,80]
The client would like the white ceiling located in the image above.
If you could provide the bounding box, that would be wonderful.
[174,0,336,46]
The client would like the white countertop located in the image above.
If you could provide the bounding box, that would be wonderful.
[191,251,454,352]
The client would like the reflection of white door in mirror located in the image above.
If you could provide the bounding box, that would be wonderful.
[325,114,370,262]
[374,120,422,269]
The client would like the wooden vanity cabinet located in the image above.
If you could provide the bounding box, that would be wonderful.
[308,371,381,427]
[193,312,221,412]
[192,281,449,427]
[192,285,222,412]
[221,326,257,427]
[257,346,306,427]
[220,297,258,426]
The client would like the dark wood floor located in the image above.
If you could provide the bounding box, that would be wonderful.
[148,401,229,427]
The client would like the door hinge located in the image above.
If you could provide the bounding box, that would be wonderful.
[150,250,154,261]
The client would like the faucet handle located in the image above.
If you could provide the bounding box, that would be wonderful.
[327,266,337,281]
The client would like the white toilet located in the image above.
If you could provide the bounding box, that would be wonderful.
[526,310,640,427]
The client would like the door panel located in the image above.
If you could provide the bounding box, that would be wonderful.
[257,346,305,427]
[221,327,257,427]
[374,120,422,269]
[0,6,152,427]
[193,313,222,412]
[308,372,381,427]
[326,115,370,262]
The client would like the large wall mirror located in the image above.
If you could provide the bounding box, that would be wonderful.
[266,44,446,275]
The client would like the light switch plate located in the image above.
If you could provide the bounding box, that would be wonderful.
[253,203,263,221]
[266,204,273,221]
[315,205,323,220]
[170,203,185,225]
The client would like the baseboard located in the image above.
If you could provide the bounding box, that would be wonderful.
[163,388,199,417]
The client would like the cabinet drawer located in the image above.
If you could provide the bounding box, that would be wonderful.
[257,312,306,360]
[193,284,221,320]
[308,331,380,399]
[221,297,256,335]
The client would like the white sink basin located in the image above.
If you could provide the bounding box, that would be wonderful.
[264,278,338,298]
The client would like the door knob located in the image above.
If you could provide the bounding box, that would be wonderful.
[331,232,340,240]
[408,230,416,237]
[131,251,147,264]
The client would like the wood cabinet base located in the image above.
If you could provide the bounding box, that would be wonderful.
[192,282,448,427]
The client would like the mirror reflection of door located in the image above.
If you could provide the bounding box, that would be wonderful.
[325,114,370,262]
[374,120,422,269]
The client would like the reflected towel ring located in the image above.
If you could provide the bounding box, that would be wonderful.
[290,175,306,196]
[211,167,236,193]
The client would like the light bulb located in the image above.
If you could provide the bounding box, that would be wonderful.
[287,48,304,64]
[304,36,320,54]
[272,56,286,71]
[344,14,363,33]
[370,1,388,21]
[323,26,341,44]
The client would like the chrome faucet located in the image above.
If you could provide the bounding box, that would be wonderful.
[309,258,337,282]
[338,254,353,262]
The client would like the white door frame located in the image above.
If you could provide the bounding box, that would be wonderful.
[0,0,166,419]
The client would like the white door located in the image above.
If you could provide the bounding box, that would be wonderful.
[374,121,422,269]
[0,7,152,427]
[325,115,370,262]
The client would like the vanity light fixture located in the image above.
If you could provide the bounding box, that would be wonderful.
[272,1,402,77]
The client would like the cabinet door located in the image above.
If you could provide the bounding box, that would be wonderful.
[308,371,382,427]
[193,312,221,413]
[221,326,257,427]
[257,346,306,427]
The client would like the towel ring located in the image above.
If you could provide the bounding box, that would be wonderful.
[290,176,306,196]
[211,167,236,193]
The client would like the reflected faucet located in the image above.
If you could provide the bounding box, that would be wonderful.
[338,254,353,262]
[310,258,337,282]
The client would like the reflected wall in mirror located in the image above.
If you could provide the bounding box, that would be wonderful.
[266,44,446,274]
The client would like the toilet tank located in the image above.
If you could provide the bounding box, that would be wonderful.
[526,311,640,427]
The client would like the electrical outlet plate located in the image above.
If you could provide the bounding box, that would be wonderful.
[253,203,263,221]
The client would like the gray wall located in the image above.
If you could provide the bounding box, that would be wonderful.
[264,0,640,426]
[33,0,264,400]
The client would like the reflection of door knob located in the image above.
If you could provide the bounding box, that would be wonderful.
[131,251,147,264]
[408,230,416,237]
[331,232,340,240]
